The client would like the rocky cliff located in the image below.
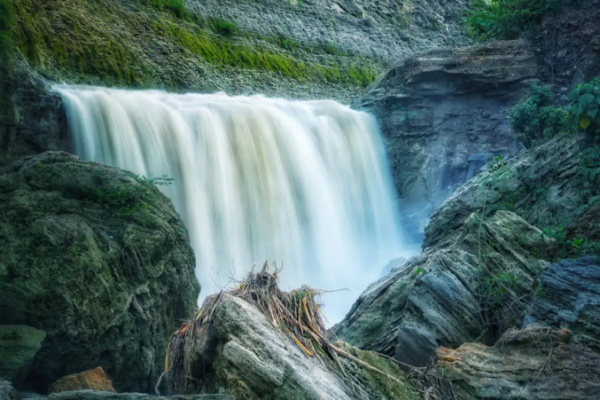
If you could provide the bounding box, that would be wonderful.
[354,40,538,240]
[333,133,600,370]
[0,152,200,392]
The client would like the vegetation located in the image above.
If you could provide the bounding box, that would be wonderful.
[164,24,376,86]
[567,78,600,139]
[0,0,13,57]
[465,0,564,40]
[76,173,173,217]
[11,0,377,89]
[510,85,576,148]
[209,19,237,36]
[141,0,187,19]
[540,226,600,260]
[478,271,517,311]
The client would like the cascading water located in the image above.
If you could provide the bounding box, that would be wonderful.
[56,85,408,322]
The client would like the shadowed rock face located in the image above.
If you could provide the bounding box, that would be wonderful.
[0,152,199,393]
[525,256,600,352]
[0,56,68,167]
[436,324,600,400]
[535,0,600,99]
[354,40,538,241]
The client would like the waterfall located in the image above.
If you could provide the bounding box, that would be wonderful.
[56,85,408,322]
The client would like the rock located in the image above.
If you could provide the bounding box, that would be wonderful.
[332,210,551,368]
[0,152,200,392]
[46,391,227,400]
[535,0,600,100]
[48,368,115,394]
[380,256,407,277]
[424,135,597,253]
[165,294,420,400]
[0,325,46,386]
[0,54,68,167]
[435,324,600,399]
[0,379,17,400]
[525,256,600,352]
[355,40,537,241]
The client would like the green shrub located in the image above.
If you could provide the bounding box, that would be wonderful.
[0,0,14,57]
[278,37,298,51]
[465,0,563,40]
[209,19,237,36]
[567,78,600,139]
[141,0,187,19]
[510,85,576,148]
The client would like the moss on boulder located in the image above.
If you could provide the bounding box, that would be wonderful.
[0,152,200,393]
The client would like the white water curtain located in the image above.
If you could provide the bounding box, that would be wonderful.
[57,85,407,322]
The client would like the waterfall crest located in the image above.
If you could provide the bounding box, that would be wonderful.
[57,85,407,321]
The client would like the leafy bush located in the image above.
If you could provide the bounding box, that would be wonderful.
[0,0,13,57]
[567,78,600,139]
[465,0,563,40]
[278,37,298,52]
[142,0,187,19]
[210,19,237,36]
[510,85,576,148]
[541,226,600,260]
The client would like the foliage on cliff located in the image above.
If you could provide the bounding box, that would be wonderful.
[9,0,378,94]
[465,0,564,40]
[568,78,600,138]
[510,85,576,148]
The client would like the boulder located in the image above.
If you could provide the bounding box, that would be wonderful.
[332,210,552,367]
[525,256,600,352]
[436,324,600,400]
[48,367,115,394]
[355,40,538,241]
[165,293,420,400]
[0,152,200,392]
[0,325,46,386]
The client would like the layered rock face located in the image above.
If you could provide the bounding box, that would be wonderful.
[525,257,600,352]
[0,152,200,392]
[436,324,600,400]
[355,40,538,240]
[332,210,552,367]
[535,0,600,97]
[334,134,600,369]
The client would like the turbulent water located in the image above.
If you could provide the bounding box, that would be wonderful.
[57,85,408,322]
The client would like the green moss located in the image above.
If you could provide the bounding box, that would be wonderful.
[0,0,13,57]
[165,23,376,86]
[347,345,421,400]
[209,19,237,36]
[141,0,187,19]
[14,0,151,86]
[11,0,378,90]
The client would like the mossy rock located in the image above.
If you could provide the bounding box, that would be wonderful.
[0,152,199,393]
[0,325,46,386]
